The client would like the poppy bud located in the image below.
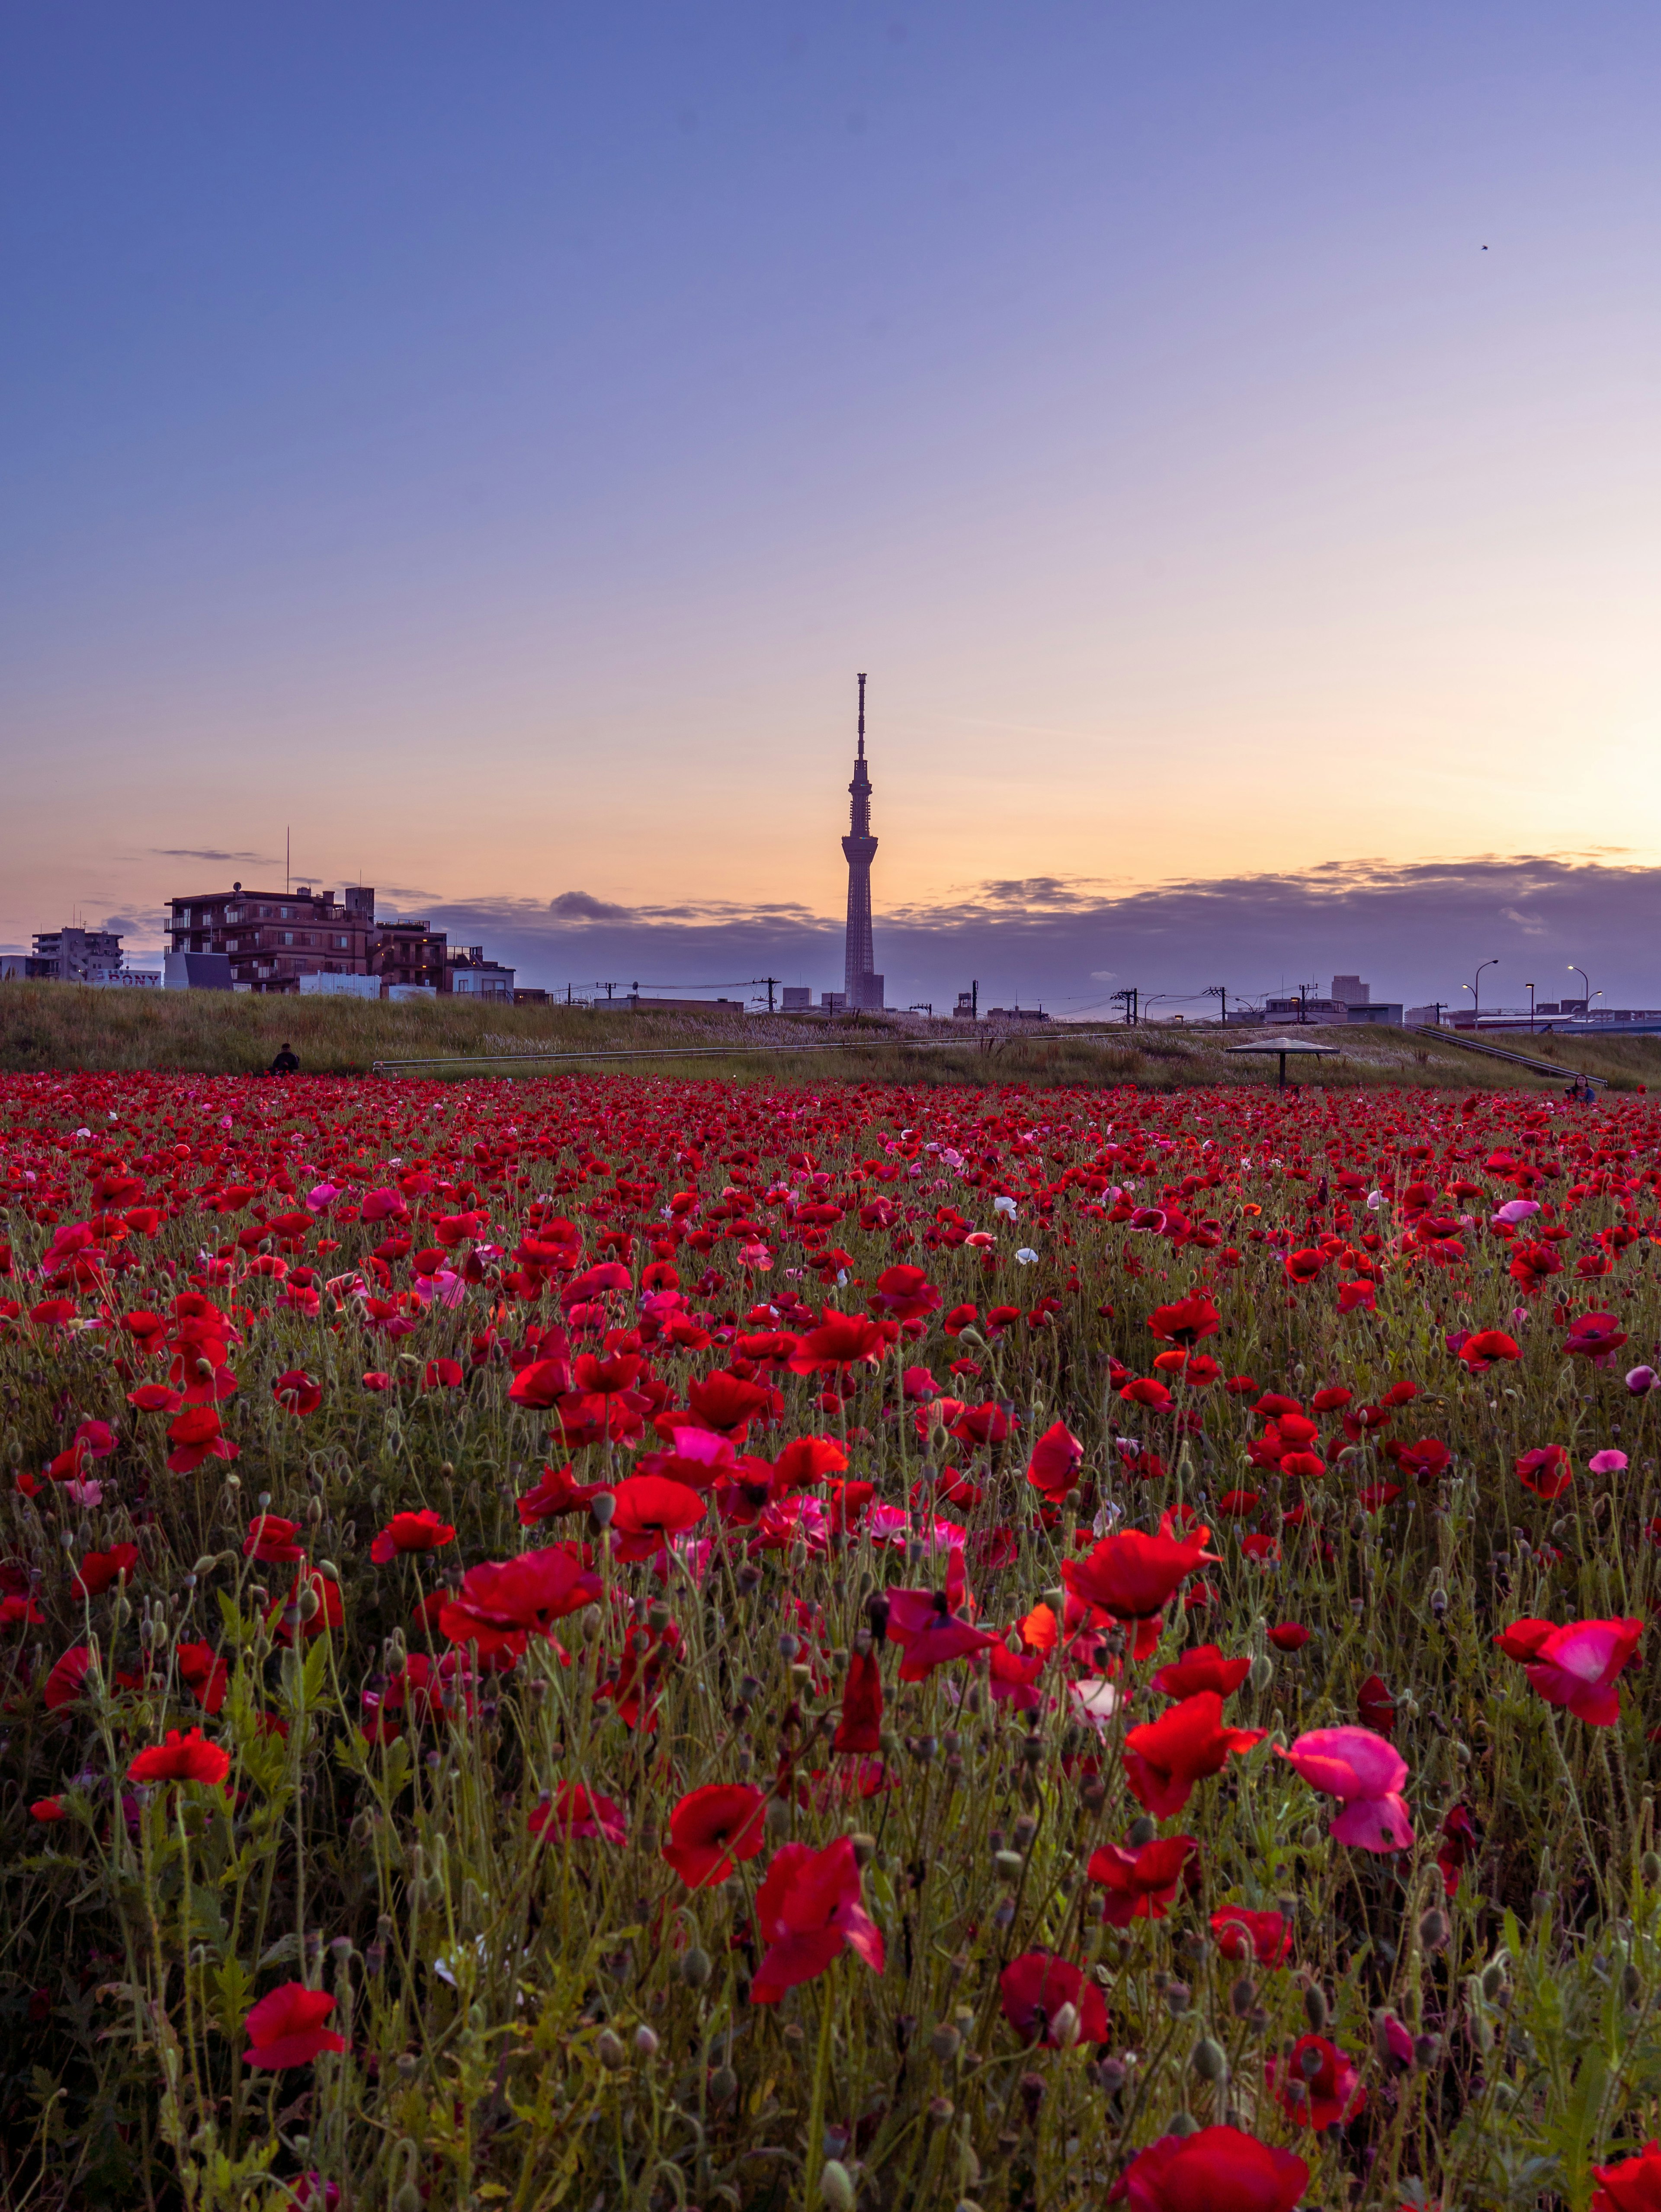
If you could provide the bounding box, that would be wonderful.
[1303,1984,1328,2033]
[298,1584,321,1623]
[765,1796,792,1835]
[1127,1816,1157,1847]
[1095,2055,1127,2093]
[1249,1653,1274,1691]
[1644,1851,1661,1886]
[928,2094,956,2125]
[394,2189,423,2212]
[1190,2036,1227,2083]
[849,1831,877,1866]
[1230,1975,1257,2017]
[589,1492,615,1529]
[679,1946,711,1988]
[595,2028,627,2070]
[1418,1908,1449,1953]
[930,2022,962,2060]
[819,2162,857,2212]
[866,1592,890,1640]
[1166,2110,1199,2138]
[1164,1981,1190,2016]
[1623,1962,1643,2004]
[1018,2071,1046,2125]
[1013,1815,1038,1850]
[648,1601,671,1633]
[709,2065,738,2106]
[580,1604,603,1640]
[1050,2002,1080,2048]
[993,1850,1026,1878]
[1481,1960,1506,2001]
[633,2024,659,2058]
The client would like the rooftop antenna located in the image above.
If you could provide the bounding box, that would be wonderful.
[857,671,866,760]
[286,826,291,896]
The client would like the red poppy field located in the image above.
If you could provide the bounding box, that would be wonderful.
[4,1069,1661,2212]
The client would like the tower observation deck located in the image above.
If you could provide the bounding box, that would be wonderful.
[842,674,883,1011]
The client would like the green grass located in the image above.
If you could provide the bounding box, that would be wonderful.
[6,980,1660,1093]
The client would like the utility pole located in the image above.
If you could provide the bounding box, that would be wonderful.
[1203,984,1228,1027]
[756,975,780,1013]
[1297,984,1308,1026]
[971,980,979,1019]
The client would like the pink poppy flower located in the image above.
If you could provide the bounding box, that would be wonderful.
[1276,1725,1412,1852]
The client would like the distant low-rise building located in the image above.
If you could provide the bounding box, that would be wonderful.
[372,917,448,993]
[986,1005,1051,1024]
[447,947,516,999]
[781,986,814,1012]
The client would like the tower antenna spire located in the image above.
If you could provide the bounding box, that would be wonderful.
[840,673,881,1011]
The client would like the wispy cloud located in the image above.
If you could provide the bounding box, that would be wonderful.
[152,848,276,865]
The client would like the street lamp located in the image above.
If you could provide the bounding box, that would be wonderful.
[1467,957,1499,1026]
[1526,982,1535,1034]
[1568,965,1593,1018]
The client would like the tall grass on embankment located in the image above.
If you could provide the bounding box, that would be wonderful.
[3,980,1658,1092]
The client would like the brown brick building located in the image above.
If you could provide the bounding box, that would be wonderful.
[165,884,378,992]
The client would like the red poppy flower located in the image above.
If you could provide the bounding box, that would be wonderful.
[165,1405,238,1475]
[45,1644,93,1710]
[1122,1692,1264,1817]
[1384,1437,1451,1482]
[529,1783,627,1846]
[1458,1329,1520,1373]
[1062,1527,1217,1621]
[882,1588,1000,1681]
[128,1728,231,1787]
[272,1370,323,1416]
[243,1982,347,2069]
[1267,1622,1310,1652]
[1516,1445,1573,1499]
[1150,1644,1251,1700]
[1025,1419,1085,1503]
[30,1797,66,1823]
[370,1508,456,1564]
[507,1357,574,1409]
[1117,2126,1306,2212]
[244,1513,305,1564]
[1283,1249,1326,1285]
[176,1639,229,1714]
[73,1542,140,1599]
[686,1370,778,1435]
[1087,1835,1197,1926]
[1565,1309,1629,1363]
[1146,1295,1219,1345]
[997,1950,1108,2046]
[869,1265,943,1320]
[1209,1907,1291,1966]
[787,1312,888,1375]
[661,1783,768,1887]
[832,1646,884,1754]
[750,1836,885,2001]
[607,1474,707,1560]
[1270,2033,1365,2131]
[1356,1673,1396,1735]
[439,1544,602,1661]
[1590,2140,1661,2212]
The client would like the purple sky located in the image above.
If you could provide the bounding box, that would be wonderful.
[4,4,1660,1010]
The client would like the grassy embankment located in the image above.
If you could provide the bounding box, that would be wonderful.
[3,977,1658,1092]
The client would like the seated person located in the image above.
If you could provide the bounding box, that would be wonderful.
[269,1042,300,1076]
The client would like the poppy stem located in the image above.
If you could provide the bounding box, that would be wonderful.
[802,1968,837,2207]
